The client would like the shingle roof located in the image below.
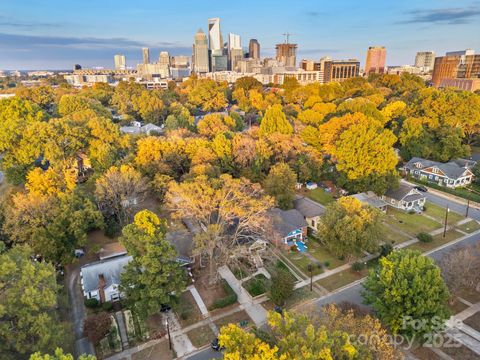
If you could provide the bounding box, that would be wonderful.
[166,230,193,258]
[350,192,387,209]
[294,196,326,218]
[81,255,132,293]
[269,208,308,237]
[385,183,415,201]
[405,157,473,180]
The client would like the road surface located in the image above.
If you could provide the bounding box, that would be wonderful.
[67,267,95,358]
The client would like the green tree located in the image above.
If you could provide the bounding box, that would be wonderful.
[30,348,96,360]
[268,268,294,305]
[264,163,297,209]
[233,76,263,92]
[259,104,293,136]
[120,210,186,318]
[0,246,66,356]
[362,249,450,338]
[318,197,383,258]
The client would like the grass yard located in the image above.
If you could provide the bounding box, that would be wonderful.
[463,311,480,332]
[384,208,441,236]
[302,188,335,206]
[456,220,480,233]
[175,291,204,327]
[285,287,317,309]
[283,250,323,277]
[457,288,480,304]
[423,202,463,225]
[407,229,463,252]
[132,340,175,360]
[447,299,470,315]
[316,268,367,292]
[378,223,411,245]
[186,325,215,348]
[307,239,347,269]
[214,310,252,329]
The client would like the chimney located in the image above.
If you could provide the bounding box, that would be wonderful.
[98,274,106,303]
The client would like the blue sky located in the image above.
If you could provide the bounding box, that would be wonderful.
[0,0,479,69]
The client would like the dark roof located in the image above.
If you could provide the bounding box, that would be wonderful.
[269,208,308,238]
[385,183,415,201]
[81,255,132,293]
[294,196,326,218]
[403,193,426,203]
[350,192,388,209]
[405,157,474,180]
[166,230,194,258]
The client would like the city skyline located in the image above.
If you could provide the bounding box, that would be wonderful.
[0,0,479,69]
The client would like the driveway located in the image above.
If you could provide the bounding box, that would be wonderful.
[67,267,95,358]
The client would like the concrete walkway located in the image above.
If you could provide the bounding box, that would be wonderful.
[188,285,209,317]
[114,311,129,349]
[163,311,196,358]
[218,265,268,326]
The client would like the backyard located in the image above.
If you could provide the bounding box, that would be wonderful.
[301,187,335,206]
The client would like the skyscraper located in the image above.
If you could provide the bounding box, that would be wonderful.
[364,46,386,75]
[192,29,209,73]
[249,39,260,59]
[208,18,227,72]
[415,51,435,72]
[276,43,297,67]
[228,33,243,71]
[114,54,126,70]
[432,50,480,90]
[159,51,170,66]
[142,47,150,64]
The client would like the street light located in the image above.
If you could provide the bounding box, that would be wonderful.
[165,317,172,350]
[443,205,450,238]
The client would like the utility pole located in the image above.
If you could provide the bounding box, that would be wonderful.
[466,199,470,218]
[165,317,172,350]
[443,205,449,238]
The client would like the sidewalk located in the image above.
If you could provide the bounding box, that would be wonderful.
[218,265,268,326]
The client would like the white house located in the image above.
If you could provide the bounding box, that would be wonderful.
[120,121,164,136]
[382,184,426,211]
[80,256,132,302]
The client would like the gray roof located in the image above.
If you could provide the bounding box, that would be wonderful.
[269,208,308,237]
[385,183,416,201]
[81,255,132,293]
[294,196,326,218]
[350,192,387,209]
[166,230,194,258]
[405,157,474,180]
[403,193,426,203]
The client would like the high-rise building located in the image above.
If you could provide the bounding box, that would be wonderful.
[228,33,243,71]
[208,18,226,72]
[276,43,297,67]
[192,29,209,74]
[300,59,314,71]
[323,59,360,83]
[364,46,386,75]
[159,51,170,66]
[249,39,260,59]
[432,50,480,90]
[142,47,150,64]
[114,55,126,70]
[171,55,190,68]
[414,51,435,72]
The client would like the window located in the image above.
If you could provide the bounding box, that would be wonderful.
[429,175,433,179]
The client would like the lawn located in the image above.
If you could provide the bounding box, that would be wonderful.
[175,291,204,327]
[243,274,270,297]
[456,220,480,233]
[447,299,469,315]
[384,208,441,236]
[307,239,347,269]
[283,250,323,277]
[302,188,335,206]
[423,202,463,225]
[316,268,367,292]
[407,229,463,252]
[378,223,411,245]
[186,325,215,348]
[285,287,317,309]
[214,310,252,329]
[132,340,175,360]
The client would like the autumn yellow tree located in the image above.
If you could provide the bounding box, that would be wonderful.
[197,113,236,138]
[259,105,293,136]
[187,78,227,111]
[166,174,274,283]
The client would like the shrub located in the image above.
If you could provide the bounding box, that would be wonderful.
[244,275,268,297]
[269,269,294,306]
[102,301,113,311]
[379,243,393,258]
[324,261,331,268]
[417,232,433,243]
[84,312,112,345]
[352,262,366,272]
[85,298,99,308]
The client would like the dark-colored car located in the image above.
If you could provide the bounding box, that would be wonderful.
[414,185,428,192]
[160,304,172,312]
[211,338,224,351]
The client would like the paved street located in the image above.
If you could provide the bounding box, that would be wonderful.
[185,348,222,360]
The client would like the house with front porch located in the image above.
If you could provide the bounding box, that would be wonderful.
[382,183,426,211]
[404,157,475,188]
[350,192,388,212]
[293,196,326,234]
[268,208,308,250]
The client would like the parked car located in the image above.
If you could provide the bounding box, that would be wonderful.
[414,185,428,192]
[211,337,224,351]
[306,181,317,190]
[74,249,85,258]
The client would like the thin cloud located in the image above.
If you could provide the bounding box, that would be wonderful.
[0,16,62,30]
[399,6,480,25]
